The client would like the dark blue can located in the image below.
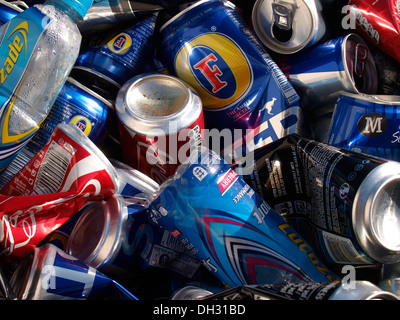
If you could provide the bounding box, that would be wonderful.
[159,0,303,158]
[74,13,157,87]
[0,0,23,25]
[0,77,114,188]
[327,92,400,161]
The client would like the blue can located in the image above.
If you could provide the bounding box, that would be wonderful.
[277,33,378,115]
[9,243,137,300]
[0,77,114,189]
[159,0,303,156]
[74,13,157,87]
[0,0,23,25]
[327,92,400,161]
[149,146,339,288]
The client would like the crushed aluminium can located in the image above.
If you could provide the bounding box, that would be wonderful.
[0,77,115,189]
[233,134,400,265]
[115,73,205,184]
[75,13,158,88]
[159,0,304,156]
[149,146,339,288]
[327,92,400,162]
[346,0,400,64]
[277,33,378,114]
[251,0,326,54]
[9,243,137,300]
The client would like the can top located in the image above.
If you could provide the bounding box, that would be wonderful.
[251,0,325,54]
[116,73,203,136]
[353,161,400,263]
[66,196,127,270]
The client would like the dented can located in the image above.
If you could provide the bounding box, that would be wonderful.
[115,73,205,184]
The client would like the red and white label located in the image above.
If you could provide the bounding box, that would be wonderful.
[218,169,238,194]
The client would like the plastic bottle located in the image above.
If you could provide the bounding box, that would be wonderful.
[0,0,93,171]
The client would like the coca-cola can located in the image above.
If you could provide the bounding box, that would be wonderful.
[115,73,205,184]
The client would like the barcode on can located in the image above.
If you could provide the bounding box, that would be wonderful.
[33,140,73,194]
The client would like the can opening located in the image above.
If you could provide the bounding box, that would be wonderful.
[126,76,189,119]
[371,179,400,251]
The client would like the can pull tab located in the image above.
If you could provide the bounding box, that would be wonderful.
[271,2,293,31]
[354,43,368,78]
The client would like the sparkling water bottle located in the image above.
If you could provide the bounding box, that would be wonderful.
[0,0,93,171]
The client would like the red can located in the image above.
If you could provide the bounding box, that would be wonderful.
[115,73,205,184]
[346,0,400,63]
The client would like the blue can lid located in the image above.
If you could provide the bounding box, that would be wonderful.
[58,0,93,18]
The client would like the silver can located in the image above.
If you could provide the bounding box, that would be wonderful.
[379,262,400,298]
[252,0,326,54]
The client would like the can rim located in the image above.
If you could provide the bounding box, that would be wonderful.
[353,161,400,263]
[66,196,127,270]
[115,73,203,137]
[338,90,400,105]
[72,66,122,90]
[251,0,320,54]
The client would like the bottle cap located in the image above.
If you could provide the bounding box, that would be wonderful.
[60,0,93,18]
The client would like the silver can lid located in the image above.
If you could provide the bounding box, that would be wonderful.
[353,162,400,263]
[115,73,203,137]
[252,0,326,54]
[66,195,128,270]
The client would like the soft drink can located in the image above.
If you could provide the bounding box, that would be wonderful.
[115,73,205,184]
[278,33,378,114]
[346,0,400,63]
[251,0,326,54]
[379,262,400,298]
[159,0,303,156]
[234,134,400,265]
[149,146,339,288]
[0,76,115,189]
[327,92,400,161]
[202,281,400,300]
[9,243,137,300]
[75,13,158,87]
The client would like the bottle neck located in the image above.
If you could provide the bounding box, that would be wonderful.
[43,0,82,23]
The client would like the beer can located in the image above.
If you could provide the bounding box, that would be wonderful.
[9,243,138,300]
[251,0,326,54]
[150,146,339,288]
[327,92,400,161]
[346,0,400,64]
[115,73,205,184]
[234,134,400,265]
[201,281,400,300]
[159,0,304,156]
[278,33,378,114]
[75,13,158,88]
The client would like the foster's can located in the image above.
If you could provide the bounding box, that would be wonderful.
[115,73,205,184]
[251,0,326,54]
[160,0,303,156]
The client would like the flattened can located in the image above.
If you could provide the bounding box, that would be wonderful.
[251,0,326,54]
[234,134,400,265]
[160,0,303,156]
[327,92,400,161]
[115,73,205,184]
[278,33,378,114]
[150,146,339,288]
[0,77,115,189]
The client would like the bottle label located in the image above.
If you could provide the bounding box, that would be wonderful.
[0,7,50,169]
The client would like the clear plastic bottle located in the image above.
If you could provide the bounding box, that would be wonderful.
[0,0,93,170]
